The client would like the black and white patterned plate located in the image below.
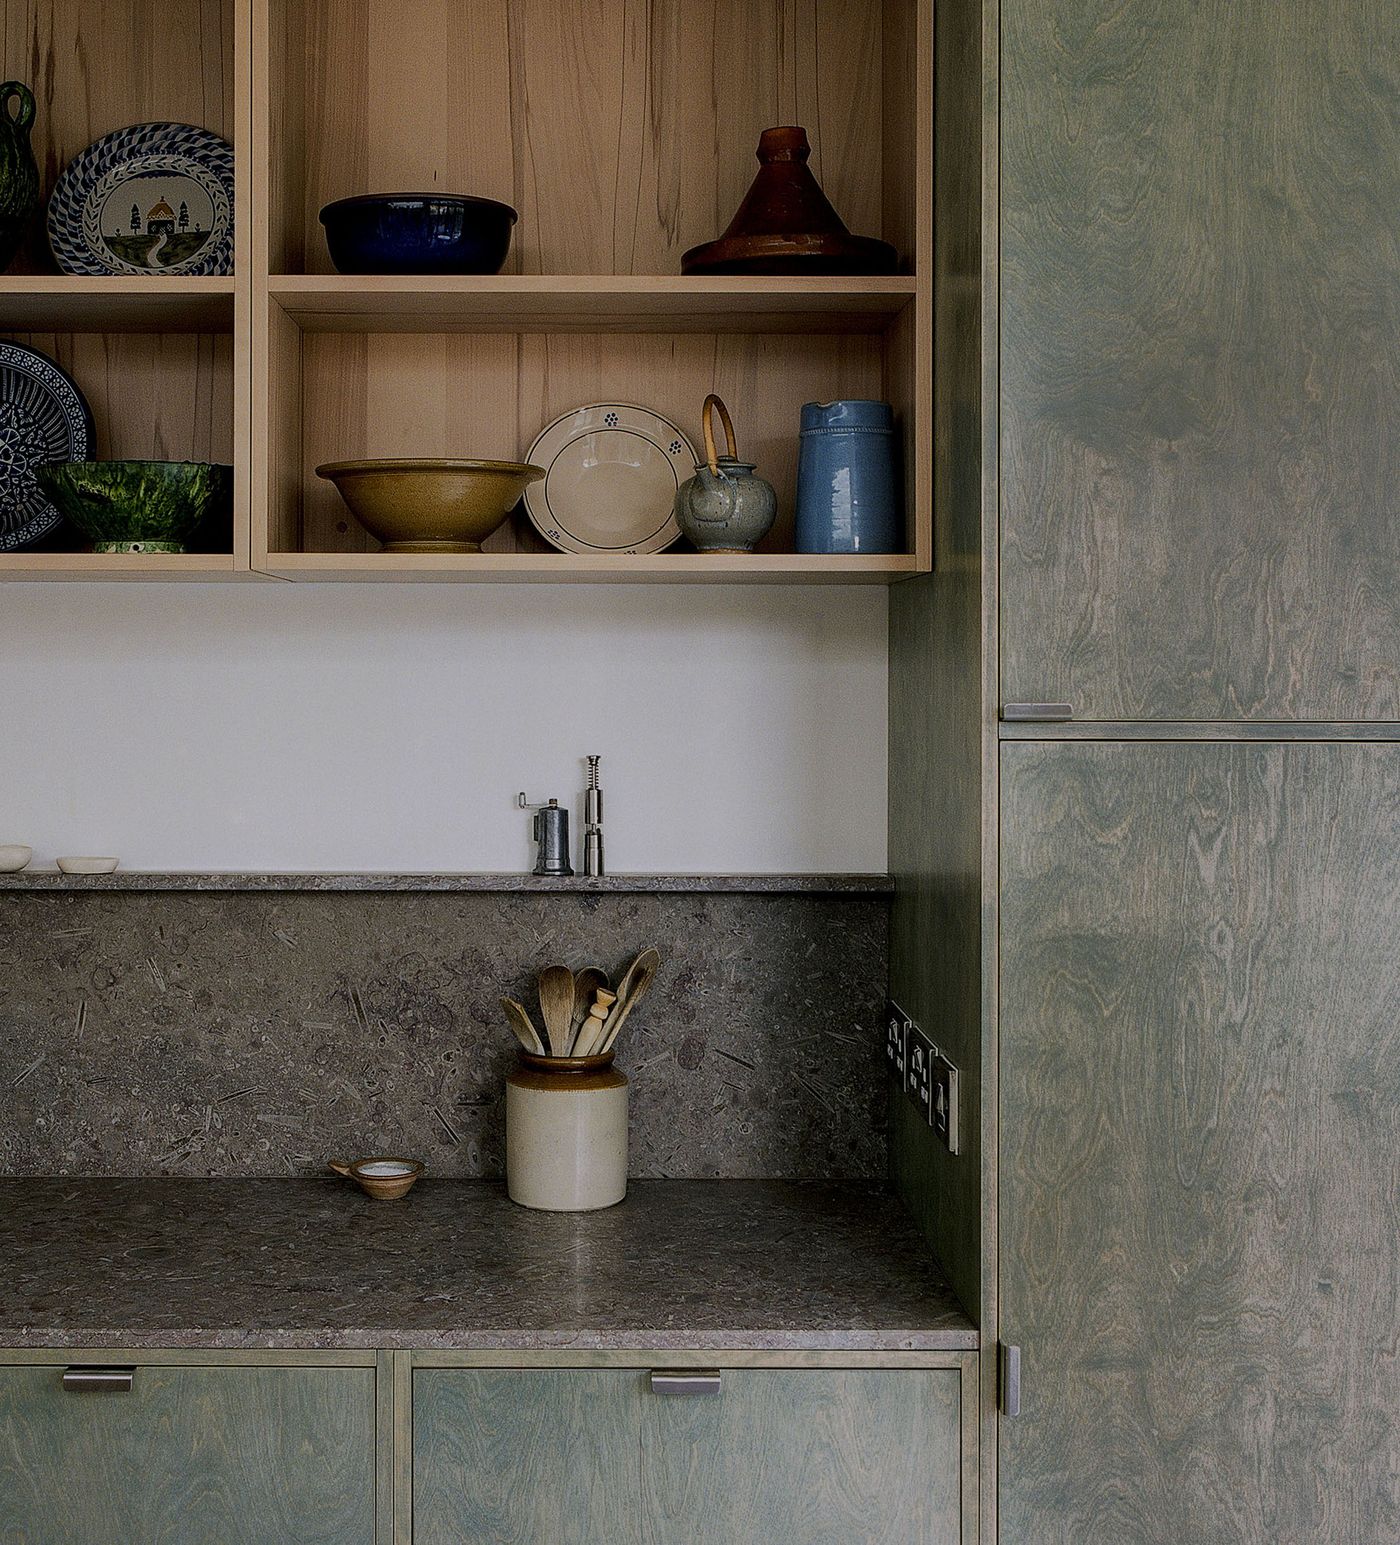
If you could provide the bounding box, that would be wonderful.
[0,342,94,550]
[47,122,234,277]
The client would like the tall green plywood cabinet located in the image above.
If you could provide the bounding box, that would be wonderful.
[891,0,1399,1539]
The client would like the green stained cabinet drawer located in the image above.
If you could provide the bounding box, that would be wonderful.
[413,1369,639,1544]
[639,1369,961,1545]
[0,1363,376,1545]
[414,1367,961,1545]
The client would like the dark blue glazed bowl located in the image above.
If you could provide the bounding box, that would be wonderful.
[319,193,518,276]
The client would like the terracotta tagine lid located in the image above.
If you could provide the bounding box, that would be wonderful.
[682,125,897,276]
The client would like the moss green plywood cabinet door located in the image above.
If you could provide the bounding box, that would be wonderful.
[641,1370,961,1545]
[1000,0,1400,721]
[416,1368,961,1545]
[999,742,1400,1543]
[413,1369,641,1545]
[0,1365,375,1544]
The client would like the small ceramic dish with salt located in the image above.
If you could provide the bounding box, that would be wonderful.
[328,1155,425,1201]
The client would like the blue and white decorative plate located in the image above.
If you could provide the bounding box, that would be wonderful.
[0,342,94,550]
[47,122,234,277]
[524,403,692,554]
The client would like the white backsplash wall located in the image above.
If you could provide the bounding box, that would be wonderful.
[0,584,888,873]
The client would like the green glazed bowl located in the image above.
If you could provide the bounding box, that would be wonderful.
[34,460,234,554]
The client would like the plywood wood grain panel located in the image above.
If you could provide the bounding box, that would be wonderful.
[0,1364,375,1542]
[2,330,233,464]
[1000,0,1400,720]
[889,570,983,1320]
[887,0,983,1317]
[1000,740,1400,1543]
[641,1368,961,1544]
[413,1368,640,1545]
[276,0,903,277]
[295,327,884,552]
[0,0,233,273]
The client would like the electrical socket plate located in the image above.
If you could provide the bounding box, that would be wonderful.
[887,1000,960,1155]
[906,1022,935,1124]
[885,1001,908,1083]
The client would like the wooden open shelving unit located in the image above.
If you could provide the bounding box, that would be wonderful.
[3,0,931,583]
[0,0,249,580]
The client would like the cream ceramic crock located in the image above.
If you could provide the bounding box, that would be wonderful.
[505,1051,628,1212]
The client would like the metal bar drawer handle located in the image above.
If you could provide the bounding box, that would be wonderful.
[63,1367,135,1394]
[649,1370,721,1397]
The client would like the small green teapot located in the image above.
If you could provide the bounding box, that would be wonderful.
[674,394,777,554]
[0,82,38,273]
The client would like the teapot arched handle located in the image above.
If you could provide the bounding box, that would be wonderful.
[0,83,35,133]
[702,393,739,475]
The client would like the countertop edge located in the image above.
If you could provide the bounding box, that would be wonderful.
[0,1329,978,1352]
[0,871,893,896]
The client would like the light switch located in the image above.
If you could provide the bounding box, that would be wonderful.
[929,1049,959,1154]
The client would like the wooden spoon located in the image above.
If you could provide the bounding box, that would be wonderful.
[537,965,577,1058]
[500,996,547,1056]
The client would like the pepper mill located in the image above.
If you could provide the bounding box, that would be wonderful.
[582,755,605,877]
[517,794,573,877]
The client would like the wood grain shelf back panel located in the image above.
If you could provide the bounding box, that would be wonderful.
[268,0,915,278]
[0,0,235,275]
[0,330,234,465]
[288,325,888,556]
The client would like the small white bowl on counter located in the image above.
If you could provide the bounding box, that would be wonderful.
[0,844,32,872]
[55,856,120,875]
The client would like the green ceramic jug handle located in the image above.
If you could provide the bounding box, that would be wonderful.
[0,83,35,133]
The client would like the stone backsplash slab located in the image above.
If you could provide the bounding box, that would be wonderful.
[0,890,888,1179]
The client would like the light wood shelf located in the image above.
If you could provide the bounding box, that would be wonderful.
[267,275,917,335]
[257,551,920,584]
[0,552,246,582]
[0,278,235,334]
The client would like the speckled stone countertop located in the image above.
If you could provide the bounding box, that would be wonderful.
[0,1179,974,1352]
[0,872,892,894]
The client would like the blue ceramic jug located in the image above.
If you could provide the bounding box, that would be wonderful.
[795,399,900,554]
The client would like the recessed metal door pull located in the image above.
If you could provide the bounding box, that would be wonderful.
[62,1367,135,1393]
[649,1370,722,1396]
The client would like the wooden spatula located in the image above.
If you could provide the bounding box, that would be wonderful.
[598,948,660,1052]
[501,996,547,1056]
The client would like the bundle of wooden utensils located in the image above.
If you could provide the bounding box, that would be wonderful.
[501,948,660,1060]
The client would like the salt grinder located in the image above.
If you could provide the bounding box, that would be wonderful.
[517,794,573,877]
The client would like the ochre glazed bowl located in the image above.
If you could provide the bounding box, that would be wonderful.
[316,458,545,553]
